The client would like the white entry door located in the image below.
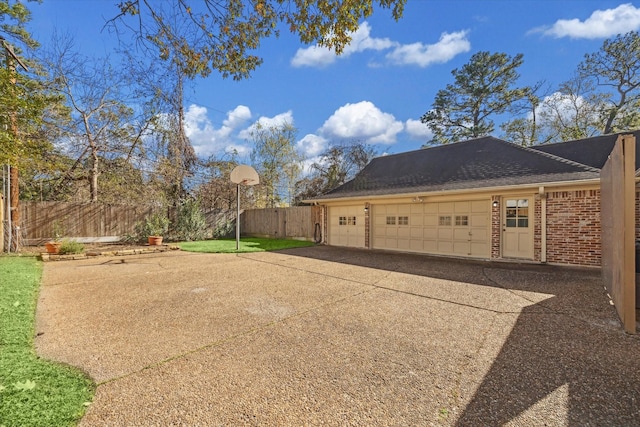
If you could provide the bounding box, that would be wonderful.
[502,197,533,259]
[328,206,366,248]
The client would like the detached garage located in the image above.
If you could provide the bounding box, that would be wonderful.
[307,132,640,268]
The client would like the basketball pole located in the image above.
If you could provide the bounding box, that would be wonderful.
[236,183,240,251]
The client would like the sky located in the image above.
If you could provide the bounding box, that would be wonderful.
[27,1,640,170]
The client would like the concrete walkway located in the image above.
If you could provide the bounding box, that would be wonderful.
[35,246,640,426]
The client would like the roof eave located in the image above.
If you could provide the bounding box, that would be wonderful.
[303,177,602,204]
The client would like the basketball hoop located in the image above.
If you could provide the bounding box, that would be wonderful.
[230,165,260,250]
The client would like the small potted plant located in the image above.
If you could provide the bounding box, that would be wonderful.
[45,220,64,254]
[139,213,169,245]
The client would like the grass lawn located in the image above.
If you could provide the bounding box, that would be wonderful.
[178,237,315,253]
[0,256,94,426]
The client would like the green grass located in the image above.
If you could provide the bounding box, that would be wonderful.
[0,256,94,427]
[178,237,315,253]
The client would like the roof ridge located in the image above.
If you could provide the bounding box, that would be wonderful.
[511,141,602,173]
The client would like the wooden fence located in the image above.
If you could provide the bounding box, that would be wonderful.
[240,206,322,241]
[14,201,322,245]
[19,201,160,244]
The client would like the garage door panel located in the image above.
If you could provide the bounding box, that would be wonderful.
[424,215,437,226]
[439,202,453,212]
[454,201,469,212]
[438,241,453,253]
[453,228,469,240]
[438,228,452,239]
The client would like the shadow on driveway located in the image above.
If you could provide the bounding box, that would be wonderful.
[278,246,640,425]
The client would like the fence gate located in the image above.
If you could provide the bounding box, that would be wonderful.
[600,134,636,333]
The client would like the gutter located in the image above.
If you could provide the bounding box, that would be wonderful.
[304,177,601,204]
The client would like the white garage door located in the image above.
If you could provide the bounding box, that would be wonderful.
[328,206,366,248]
[372,200,490,258]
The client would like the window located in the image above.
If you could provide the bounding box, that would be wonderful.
[386,216,396,225]
[439,216,451,226]
[398,216,409,225]
[455,215,468,226]
[339,216,347,226]
[348,216,357,226]
[505,199,529,228]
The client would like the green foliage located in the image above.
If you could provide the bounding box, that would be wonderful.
[58,239,84,255]
[113,0,406,79]
[0,256,94,426]
[578,31,640,134]
[178,237,314,253]
[421,51,528,145]
[250,121,301,207]
[212,218,236,239]
[172,198,210,241]
[134,212,170,241]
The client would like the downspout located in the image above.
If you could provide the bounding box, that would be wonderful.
[539,186,547,263]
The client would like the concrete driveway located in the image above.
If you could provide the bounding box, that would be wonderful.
[35,246,640,426]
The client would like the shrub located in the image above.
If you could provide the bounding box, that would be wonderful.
[213,219,236,239]
[58,239,84,255]
[172,198,210,241]
[134,212,170,242]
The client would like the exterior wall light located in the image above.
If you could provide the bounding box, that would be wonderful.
[364,206,369,213]
[492,200,499,208]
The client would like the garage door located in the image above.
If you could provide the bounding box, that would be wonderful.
[328,206,366,248]
[372,200,490,258]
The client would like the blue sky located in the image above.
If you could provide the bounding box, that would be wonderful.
[28,1,640,169]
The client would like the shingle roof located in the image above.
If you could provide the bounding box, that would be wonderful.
[531,130,640,169]
[314,136,603,200]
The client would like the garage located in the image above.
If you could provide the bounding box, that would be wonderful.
[328,205,366,248]
[372,200,490,258]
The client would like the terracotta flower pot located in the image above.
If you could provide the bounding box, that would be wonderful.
[148,236,163,246]
[45,241,62,254]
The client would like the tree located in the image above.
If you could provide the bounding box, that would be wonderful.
[294,141,377,203]
[43,34,151,203]
[578,31,640,134]
[196,152,240,211]
[421,51,529,145]
[249,121,301,207]
[537,75,604,142]
[110,0,406,79]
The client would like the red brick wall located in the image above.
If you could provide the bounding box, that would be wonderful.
[545,189,601,266]
[533,195,542,262]
[491,196,501,259]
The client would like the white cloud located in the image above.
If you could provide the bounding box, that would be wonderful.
[386,30,471,67]
[404,119,433,141]
[291,22,467,69]
[238,110,295,140]
[291,22,396,68]
[531,3,640,39]
[319,101,404,144]
[291,45,339,68]
[183,104,253,157]
[296,133,329,158]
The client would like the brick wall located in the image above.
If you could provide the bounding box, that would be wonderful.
[490,196,500,259]
[545,189,601,266]
[533,194,542,262]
